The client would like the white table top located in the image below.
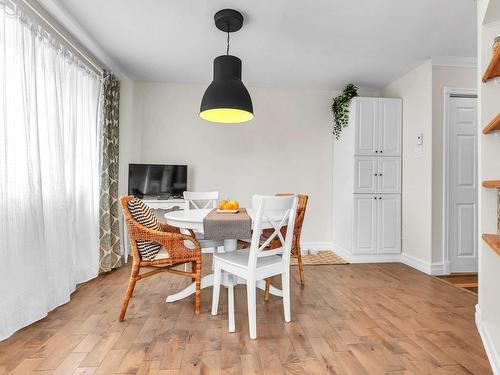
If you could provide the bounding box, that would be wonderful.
[165,208,254,228]
[165,208,284,231]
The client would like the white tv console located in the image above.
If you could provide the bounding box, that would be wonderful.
[121,198,186,262]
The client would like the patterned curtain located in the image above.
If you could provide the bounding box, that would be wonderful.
[99,74,121,273]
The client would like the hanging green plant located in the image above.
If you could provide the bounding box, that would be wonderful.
[331,83,358,139]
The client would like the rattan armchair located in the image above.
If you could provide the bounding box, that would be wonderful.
[119,196,202,321]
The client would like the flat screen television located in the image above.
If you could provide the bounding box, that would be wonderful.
[128,164,187,199]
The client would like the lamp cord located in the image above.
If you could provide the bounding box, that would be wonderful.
[226,29,230,55]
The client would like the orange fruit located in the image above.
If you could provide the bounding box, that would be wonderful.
[223,202,236,210]
[228,200,239,210]
[219,200,228,210]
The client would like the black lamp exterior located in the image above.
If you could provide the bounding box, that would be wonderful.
[200,55,253,115]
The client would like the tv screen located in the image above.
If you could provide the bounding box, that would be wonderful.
[128,164,187,198]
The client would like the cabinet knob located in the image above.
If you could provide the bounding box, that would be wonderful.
[375,150,379,153]
[380,150,383,153]
[373,197,377,200]
[379,173,383,176]
[374,173,378,176]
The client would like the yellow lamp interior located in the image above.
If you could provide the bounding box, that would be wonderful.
[199,108,254,123]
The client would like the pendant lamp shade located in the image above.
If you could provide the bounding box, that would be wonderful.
[200,55,253,123]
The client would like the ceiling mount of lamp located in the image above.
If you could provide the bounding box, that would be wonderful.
[199,9,254,124]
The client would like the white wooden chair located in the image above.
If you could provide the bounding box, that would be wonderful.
[183,191,223,253]
[211,195,298,340]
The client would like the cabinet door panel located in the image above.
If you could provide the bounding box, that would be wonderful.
[377,195,401,254]
[378,157,401,193]
[354,157,377,193]
[353,195,377,254]
[354,98,379,155]
[378,99,402,156]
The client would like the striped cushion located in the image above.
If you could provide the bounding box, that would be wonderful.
[128,198,162,260]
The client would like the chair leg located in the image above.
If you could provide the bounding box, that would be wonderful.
[296,248,305,286]
[195,260,202,314]
[191,261,196,282]
[211,265,221,315]
[282,271,291,323]
[119,262,140,322]
[228,275,235,332]
[264,278,271,301]
[247,279,257,340]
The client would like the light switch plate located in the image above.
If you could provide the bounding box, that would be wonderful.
[416,133,423,145]
[415,147,423,158]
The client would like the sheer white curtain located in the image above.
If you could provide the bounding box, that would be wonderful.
[0,1,102,340]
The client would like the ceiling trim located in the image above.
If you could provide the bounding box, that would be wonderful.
[431,56,478,68]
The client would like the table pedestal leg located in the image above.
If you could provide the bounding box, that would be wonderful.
[165,238,282,303]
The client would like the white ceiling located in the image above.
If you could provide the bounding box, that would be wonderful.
[52,0,477,89]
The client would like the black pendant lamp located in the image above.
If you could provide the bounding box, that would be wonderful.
[200,9,254,123]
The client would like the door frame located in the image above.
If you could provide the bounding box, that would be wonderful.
[442,87,478,275]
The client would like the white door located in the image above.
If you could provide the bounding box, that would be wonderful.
[353,195,377,254]
[377,195,401,254]
[354,98,379,155]
[448,96,478,272]
[377,157,401,193]
[378,99,402,156]
[354,157,377,193]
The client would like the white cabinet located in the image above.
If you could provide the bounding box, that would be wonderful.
[353,194,401,254]
[354,98,379,155]
[354,157,377,193]
[354,98,401,156]
[353,195,378,253]
[377,195,401,253]
[378,157,401,193]
[354,156,401,194]
[378,99,402,156]
[333,96,402,260]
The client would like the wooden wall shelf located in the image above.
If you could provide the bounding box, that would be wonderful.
[482,234,500,256]
[482,180,500,188]
[483,113,500,134]
[482,47,500,82]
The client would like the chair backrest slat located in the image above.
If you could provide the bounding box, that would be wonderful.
[183,191,219,210]
[248,195,298,268]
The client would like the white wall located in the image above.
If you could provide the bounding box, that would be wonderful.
[131,82,358,245]
[477,2,500,370]
[380,60,434,265]
[119,77,139,197]
[380,61,478,272]
[431,66,477,264]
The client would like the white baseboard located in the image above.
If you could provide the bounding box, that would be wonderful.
[303,242,445,275]
[400,253,445,275]
[332,244,402,263]
[347,253,401,263]
[476,305,500,374]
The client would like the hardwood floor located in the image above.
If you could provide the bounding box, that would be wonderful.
[0,261,492,374]
[437,273,479,294]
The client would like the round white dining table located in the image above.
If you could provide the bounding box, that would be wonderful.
[164,208,282,303]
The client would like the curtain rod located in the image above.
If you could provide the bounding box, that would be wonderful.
[16,0,105,75]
